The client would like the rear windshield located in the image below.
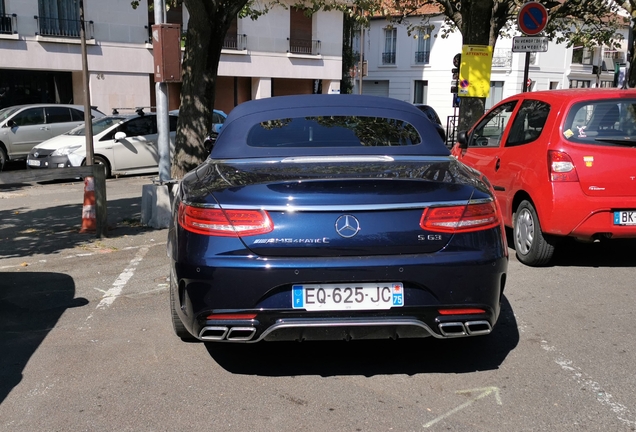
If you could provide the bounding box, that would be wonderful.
[563,99,636,147]
[247,116,422,148]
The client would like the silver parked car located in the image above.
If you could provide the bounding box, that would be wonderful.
[0,104,104,170]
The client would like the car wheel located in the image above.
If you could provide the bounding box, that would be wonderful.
[514,200,556,266]
[82,156,112,179]
[93,155,112,179]
[170,274,198,342]
[0,147,7,172]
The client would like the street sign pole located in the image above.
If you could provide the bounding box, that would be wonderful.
[517,2,548,93]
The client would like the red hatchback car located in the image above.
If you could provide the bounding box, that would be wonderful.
[452,88,636,266]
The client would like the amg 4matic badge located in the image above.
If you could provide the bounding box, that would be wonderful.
[252,238,330,244]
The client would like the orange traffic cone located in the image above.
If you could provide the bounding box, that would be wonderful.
[80,176,96,233]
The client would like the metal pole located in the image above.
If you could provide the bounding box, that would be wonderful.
[79,0,93,164]
[358,11,364,95]
[522,52,530,92]
[155,0,171,183]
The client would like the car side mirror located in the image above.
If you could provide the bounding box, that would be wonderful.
[114,131,127,141]
[6,119,15,128]
[457,131,468,149]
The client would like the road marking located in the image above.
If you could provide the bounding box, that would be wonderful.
[540,340,636,427]
[96,246,149,309]
[423,387,502,428]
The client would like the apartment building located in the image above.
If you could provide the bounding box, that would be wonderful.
[0,0,343,114]
[354,12,629,137]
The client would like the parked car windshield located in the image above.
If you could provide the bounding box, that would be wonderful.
[563,99,636,146]
[247,116,422,148]
[67,116,125,136]
[0,106,21,121]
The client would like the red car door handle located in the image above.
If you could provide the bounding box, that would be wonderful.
[495,158,501,171]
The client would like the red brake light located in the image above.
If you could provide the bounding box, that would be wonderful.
[548,150,579,182]
[420,201,500,233]
[438,308,486,315]
[206,313,257,320]
[178,203,273,236]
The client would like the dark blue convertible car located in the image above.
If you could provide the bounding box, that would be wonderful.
[167,94,508,343]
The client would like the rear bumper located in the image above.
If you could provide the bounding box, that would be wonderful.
[171,251,507,342]
[544,184,636,240]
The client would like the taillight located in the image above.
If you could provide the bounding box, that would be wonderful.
[548,150,579,182]
[178,203,273,236]
[420,201,500,233]
[438,308,486,315]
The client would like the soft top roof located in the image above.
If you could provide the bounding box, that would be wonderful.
[211,94,449,159]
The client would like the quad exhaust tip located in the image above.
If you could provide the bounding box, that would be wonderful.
[199,326,256,341]
[438,320,492,337]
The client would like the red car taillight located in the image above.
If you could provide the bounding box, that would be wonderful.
[178,203,274,236]
[548,150,579,182]
[419,201,500,233]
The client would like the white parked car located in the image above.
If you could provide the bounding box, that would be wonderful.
[26,111,178,178]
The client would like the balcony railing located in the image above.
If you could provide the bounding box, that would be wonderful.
[288,38,320,55]
[492,49,512,68]
[223,33,247,51]
[414,50,430,64]
[35,16,93,39]
[1,13,16,35]
[382,51,396,64]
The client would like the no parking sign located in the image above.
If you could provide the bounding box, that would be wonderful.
[518,2,548,36]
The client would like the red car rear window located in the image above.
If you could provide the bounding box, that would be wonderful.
[562,99,636,147]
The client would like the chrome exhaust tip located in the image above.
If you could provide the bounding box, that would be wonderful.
[199,326,229,341]
[438,322,466,337]
[465,320,492,336]
[226,327,257,341]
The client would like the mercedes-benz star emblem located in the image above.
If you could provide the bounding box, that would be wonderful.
[335,215,360,238]
[34,152,39,158]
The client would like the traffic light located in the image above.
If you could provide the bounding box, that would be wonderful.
[451,53,461,95]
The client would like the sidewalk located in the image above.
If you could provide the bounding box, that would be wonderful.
[0,174,168,267]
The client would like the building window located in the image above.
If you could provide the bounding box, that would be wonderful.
[382,27,396,64]
[414,27,431,64]
[569,79,591,88]
[550,81,560,90]
[414,80,428,104]
[485,81,504,110]
[0,0,13,35]
[37,0,81,38]
[289,7,319,55]
[572,47,593,65]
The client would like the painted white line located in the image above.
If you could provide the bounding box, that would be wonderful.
[540,340,636,427]
[516,315,634,427]
[95,246,149,310]
[423,387,501,428]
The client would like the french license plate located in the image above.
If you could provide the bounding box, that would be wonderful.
[292,283,404,311]
[614,211,636,225]
[27,159,40,167]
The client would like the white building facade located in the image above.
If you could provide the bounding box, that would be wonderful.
[354,13,628,141]
[0,0,343,114]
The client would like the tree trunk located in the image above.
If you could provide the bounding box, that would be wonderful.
[172,0,248,179]
[457,0,496,132]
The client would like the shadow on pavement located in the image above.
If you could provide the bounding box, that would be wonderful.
[0,197,153,259]
[206,296,518,377]
[550,238,636,268]
[0,272,88,404]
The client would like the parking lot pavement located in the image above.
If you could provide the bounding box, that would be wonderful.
[0,175,166,267]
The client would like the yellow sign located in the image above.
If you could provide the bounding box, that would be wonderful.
[458,45,493,98]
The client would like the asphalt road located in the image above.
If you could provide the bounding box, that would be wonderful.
[1,174,635,431]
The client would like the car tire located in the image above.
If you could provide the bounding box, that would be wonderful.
[0,147,7,172]
[93,155,111,179]
[514,200,557,266]
[170,274,198,342]
[82,156,112,179]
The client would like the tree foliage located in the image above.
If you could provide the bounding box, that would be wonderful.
[134,0,627,178]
